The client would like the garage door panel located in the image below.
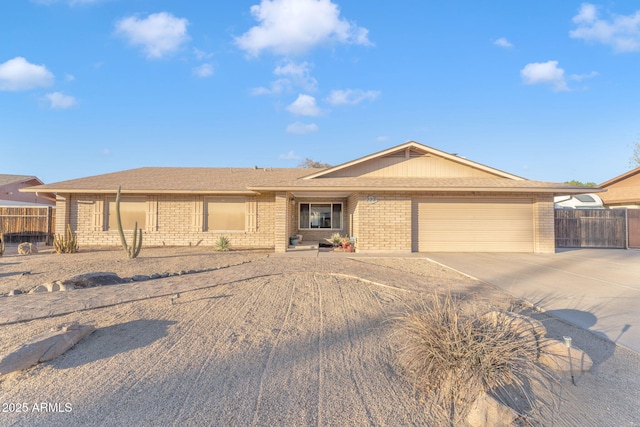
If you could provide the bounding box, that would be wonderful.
[416,198,534,252]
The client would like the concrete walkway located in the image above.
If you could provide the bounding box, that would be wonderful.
[427,249,640,353]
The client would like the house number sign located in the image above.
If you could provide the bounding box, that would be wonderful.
[366,196,378,204]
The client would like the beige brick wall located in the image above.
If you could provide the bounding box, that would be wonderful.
[61,190,557,254]
[67,193,276,249]
[274,192,288,252]
[354,193,413,252]
[533,194,555,253]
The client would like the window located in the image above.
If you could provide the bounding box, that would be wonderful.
[299,203,342,229]
[575,194,595,203]
[206,198,245,231]
[108,200,146,230]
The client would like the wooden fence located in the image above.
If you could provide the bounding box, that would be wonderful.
[629,210,640,248]
[0,207,55,244]
[555,209,627,249]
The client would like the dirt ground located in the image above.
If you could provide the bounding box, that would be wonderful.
[0,245,639,426]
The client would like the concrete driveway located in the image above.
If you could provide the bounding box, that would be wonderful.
[427,249,640,354]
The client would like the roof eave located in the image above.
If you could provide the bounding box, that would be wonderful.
[248,186,599,194]
[21,188,260,195]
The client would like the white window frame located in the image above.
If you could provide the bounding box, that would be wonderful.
[298,202,343,230]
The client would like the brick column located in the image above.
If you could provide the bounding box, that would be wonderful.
[274,192,288,253]
[55,193,70,235]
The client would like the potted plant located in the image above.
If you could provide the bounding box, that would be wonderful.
[330,232,342,247]
[340,236,351,249]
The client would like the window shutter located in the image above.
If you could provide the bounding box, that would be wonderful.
[193,196,204,232]
[92,197,104,231]
[246,197,257,232]
[147,197,158,231]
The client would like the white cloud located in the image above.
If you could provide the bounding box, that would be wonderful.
[274,61,317,91]
[115,12,190,59]
[252,60,317,95]
[520,60,568,92]
[325,89,379,106]
[279,150,301,159]
[251,79,290,95]
[570,70,599,81]
[286,94,321,116]
[494,37,513,48]
[286,122,319,134]
[570,3,640,52]
[235,0,371,56]
[0,57,54,91]
[193,63,214,77]
[193,48,213,60]
[65,73,75,81]
[45,92,77,109]
[376,136,390,142]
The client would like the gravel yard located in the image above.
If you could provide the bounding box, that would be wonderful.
[0,246,638,426]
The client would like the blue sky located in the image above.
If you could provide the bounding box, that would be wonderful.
[1,0,639,185]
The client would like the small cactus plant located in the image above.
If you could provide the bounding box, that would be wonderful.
[54,224,79,254]
[116,186,143,259]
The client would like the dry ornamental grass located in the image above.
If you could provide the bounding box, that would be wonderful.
[394,291,556,425]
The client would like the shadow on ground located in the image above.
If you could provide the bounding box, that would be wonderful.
[55,319,177,369]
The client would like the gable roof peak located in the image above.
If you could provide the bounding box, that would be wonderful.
[303,141,525,181]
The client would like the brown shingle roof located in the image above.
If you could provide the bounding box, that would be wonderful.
[23,167,599,195]
[0,174,41,187]
[21,167,321,194]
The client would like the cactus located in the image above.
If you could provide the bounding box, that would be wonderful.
[116,186,143,259]
[54,224,79,254]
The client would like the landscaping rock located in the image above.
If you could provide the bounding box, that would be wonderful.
[62,272,124,288]
[17,242,38,255]
[47,281,75,292]
[29,285,49,294]
[150,273,161,279]
[467,392,518,427]
[0,323,95,375]
[132,275,150,282]
[8,290,22,296]
[539,339,593,373]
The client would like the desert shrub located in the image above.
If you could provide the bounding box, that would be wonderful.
[53,224,79,254]
[393,291,553,424]
[330,232,342,246]
[214,236,231,252]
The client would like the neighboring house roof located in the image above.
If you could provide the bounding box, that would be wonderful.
[0,174,44,187]
[0,199,55,208]
[598,167,640,205]
[21,142,599,196]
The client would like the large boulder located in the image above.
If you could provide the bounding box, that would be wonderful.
[467,392,519,427]
[17,242,38,255]
[62,272,124,288]
[539,339,593,374]
[0,323,95,375]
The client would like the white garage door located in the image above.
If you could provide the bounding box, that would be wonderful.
[415,198,534,252]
